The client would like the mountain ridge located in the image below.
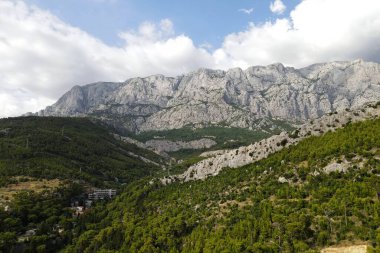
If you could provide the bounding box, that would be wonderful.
[32,59,380,133]
[0,116,164,187]
[160,101,380,183]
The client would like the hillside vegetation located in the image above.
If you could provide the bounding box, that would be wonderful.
[133,119,294,160]
[64,117,380,252]
[135,120,293,147]
[0,117,162,187]
[0,182,85,252]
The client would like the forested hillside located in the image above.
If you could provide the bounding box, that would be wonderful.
[64,117,380,252]
[0,117,163,187]
[133,119,294,160]
[0,117,166,252]
[0,182,84,252]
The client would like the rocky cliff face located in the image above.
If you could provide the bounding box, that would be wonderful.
[160,101,380,184]
[36,60,380,132]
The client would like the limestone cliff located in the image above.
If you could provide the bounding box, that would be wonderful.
[35,60,380,133]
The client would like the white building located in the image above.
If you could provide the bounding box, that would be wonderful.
[88,189,116,200]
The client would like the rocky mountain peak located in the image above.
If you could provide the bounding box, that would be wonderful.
[34,60,380,133]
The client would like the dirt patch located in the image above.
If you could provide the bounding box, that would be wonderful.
[218,198,252,213]
[321,244,368,253]
[0,178,62,205]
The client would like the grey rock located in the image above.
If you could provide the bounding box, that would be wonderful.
[322,162,349,174]
[161,102,380,183]
[34,60,380,133]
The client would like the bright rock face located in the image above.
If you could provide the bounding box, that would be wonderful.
[160,102,380,183]
[36,60,380,132]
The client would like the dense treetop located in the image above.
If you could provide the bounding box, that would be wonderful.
[0,116,162,187]
[63,117,380,252]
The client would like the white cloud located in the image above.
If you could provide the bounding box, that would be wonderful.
[119,19,175,44]
[239,8,254,15]
[160,19,174,35]
[1,0,380,117]
[270,0,286,15]
[214,0,380,69]
[0,90,55,118]
[200,42,213,50]
[0,1,213,117]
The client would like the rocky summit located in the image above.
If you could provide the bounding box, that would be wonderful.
[34,59,380,133]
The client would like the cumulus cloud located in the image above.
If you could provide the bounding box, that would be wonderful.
[0,1,213,117]
[270,0,286,15]
[119,18,175,44]
[0,89,55,119]
[1,0,380,117]
[214,0,380,69]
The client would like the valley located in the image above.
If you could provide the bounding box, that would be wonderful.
[63,110,380,252]
[1,60,380,252]
[3,0,380,251]
[1,102,380,252]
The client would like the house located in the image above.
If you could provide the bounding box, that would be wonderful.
[71,206,85,217]
[88,189,116,200]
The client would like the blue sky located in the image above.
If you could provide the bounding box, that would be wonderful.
[1,0,380,117]
[24,0,298,48]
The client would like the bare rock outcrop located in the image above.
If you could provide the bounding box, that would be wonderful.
[161,102,380,183]
[34,60,380,133]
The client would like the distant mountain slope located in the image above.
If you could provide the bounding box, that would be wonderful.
[128,118,294,159]
[162,101,380,183]
[64,110,380,253]
[0,117,163,187]
[34,59,380,133]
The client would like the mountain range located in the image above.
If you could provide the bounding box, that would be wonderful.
[3,59,380,252]
[33,59,380,133]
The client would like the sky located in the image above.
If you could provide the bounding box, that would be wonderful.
[22,0,298,48]
[1,0,380,117]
